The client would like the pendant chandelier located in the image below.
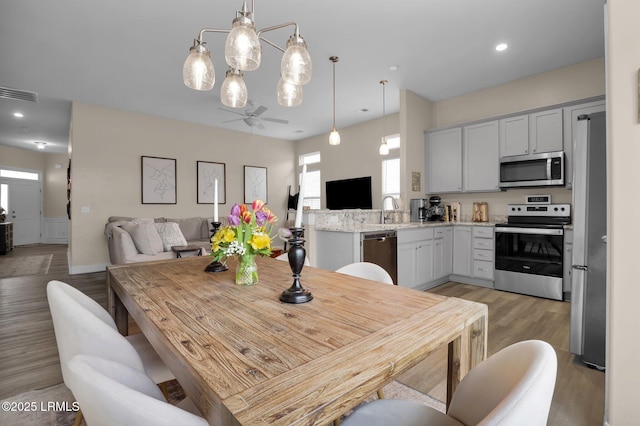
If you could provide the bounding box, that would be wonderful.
[182,0,312,109]
[379,80,389,155]
[329,56,340,146]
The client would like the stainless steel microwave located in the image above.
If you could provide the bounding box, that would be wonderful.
[499,151,565,188]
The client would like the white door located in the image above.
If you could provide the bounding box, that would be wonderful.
[1,179,41,245]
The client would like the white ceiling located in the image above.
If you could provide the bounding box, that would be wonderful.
[0,0,605,155]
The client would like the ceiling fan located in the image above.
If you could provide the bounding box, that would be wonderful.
[219,103,289,129]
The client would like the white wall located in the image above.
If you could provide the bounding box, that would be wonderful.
[295,113,399,209]
[68,102,296,273]
[606,1,640,423]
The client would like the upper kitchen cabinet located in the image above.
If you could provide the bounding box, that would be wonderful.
[563,99,605,189]
[499,108,563,158]
[463,120,500,191]
[529,108,563,154]
[426,127,462,193]
[499,115,529,157]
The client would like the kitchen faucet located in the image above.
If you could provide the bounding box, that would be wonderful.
[381,196,399,223]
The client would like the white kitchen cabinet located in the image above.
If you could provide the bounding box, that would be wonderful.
[563,99,605,189]
[434,226,453,279]
[453,226,472,276]
[472,226,494,281]
[397,228,434,289]
[499,108,563,158]
[315,230,360,271]
[426,127,462,193]
[529,108,564,154]
[499,115,529,157]
[453,225,494,287]
[463,120,500,191]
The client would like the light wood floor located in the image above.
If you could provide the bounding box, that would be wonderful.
[398,282,605,426]
[0,245,604,425]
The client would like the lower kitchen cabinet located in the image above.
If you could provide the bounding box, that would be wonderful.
[453,226,472,276]
[397,228,434,289]
[452,225,494,288]
[433,226,453,279]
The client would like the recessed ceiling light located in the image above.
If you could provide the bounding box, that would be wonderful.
[34,141,47,149]
[389,65,399,71]
[13,112,24,118]
[495,43,508,52]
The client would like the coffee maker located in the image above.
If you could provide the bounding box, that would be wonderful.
[427,196,445,221]
[410,199,428,222]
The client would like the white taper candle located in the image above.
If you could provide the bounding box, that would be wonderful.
[294,164,306,228]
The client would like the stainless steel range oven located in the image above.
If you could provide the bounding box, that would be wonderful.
[494,203,571,300]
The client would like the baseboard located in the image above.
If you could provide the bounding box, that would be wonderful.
[68,262,108,275]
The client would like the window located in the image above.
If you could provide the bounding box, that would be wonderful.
[298,152,321,210]
[0,169,39,181]
[382,135,400,209]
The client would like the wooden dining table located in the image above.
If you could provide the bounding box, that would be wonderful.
[106,255,487,426]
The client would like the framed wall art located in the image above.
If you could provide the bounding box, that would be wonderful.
[197,161,226,204]
[244,165,268,203]
[141,156,176,204]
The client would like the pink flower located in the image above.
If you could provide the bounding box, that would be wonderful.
[252,200,265,211]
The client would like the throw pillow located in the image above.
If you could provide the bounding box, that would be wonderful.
[167,217,203,241]
[155,222,188,252]
[121,219,163,255]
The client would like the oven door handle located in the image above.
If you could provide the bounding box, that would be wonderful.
[495,227,563,236]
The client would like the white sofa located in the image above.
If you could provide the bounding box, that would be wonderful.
[105,216,221,265]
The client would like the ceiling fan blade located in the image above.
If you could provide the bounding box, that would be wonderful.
[252,105,268,117]
[262,117,289,124]
[222,118,245,123]
[218,107,246,117]
[257,123,266,130]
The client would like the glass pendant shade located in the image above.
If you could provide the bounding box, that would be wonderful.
[281,36,312,86]
[379,137,389,155]
[329,128,341,146]
[225,19,261,71]
[220,69,248,108]
[183,43,215,90]
[276,78,303,107]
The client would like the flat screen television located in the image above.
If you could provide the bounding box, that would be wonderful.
[326,176,372,210]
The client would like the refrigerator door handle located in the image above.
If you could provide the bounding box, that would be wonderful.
[570,269,586,355]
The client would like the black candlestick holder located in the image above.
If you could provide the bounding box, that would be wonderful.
[205,221,228,273]
[279,227,313,304]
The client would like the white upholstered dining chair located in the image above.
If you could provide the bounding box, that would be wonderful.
[67,354,207,426]
[47,280,175,424]
[335,262,394,285]
[340,340,558,426]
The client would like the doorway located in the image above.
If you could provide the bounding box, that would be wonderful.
[0,171,42,246]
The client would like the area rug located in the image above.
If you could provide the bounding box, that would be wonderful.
[0,379,444,425]
[0,254,52,279]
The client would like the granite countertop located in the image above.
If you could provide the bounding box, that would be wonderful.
[315,221,497,233]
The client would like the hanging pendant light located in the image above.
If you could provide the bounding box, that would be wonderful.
[220,68,248,108]
[183,40,215,90]
[329,56,340,146]
[276,77,303,107]
[379,80,389,155]
[225,1,261,71]
[281,30,312,85]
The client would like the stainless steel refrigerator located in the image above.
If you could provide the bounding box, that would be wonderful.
[570,111,607,370]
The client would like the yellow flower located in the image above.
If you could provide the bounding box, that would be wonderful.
[249,233,271,250]
[221,228,236,243]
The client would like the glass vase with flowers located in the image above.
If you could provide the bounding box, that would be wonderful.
[210,200,277,285]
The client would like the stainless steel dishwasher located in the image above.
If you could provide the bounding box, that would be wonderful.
[361,231,398,285]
